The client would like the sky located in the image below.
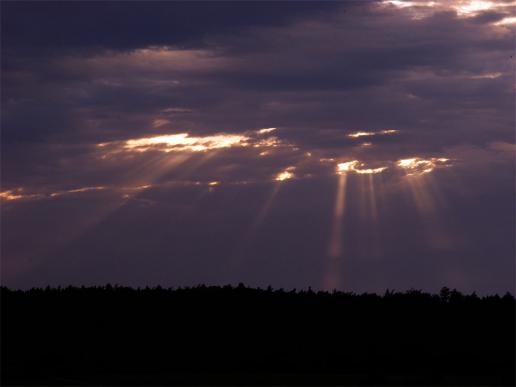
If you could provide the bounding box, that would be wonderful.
[1,0,514,294]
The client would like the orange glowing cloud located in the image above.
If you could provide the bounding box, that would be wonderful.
[123,133,249,152]
[1,185,151,203]
[98,128,287,155]
[337,160,388,175]
[257,127,277,135]
[49,186,107,198]
[0,189,27,201]
[347,129,399,139]
[275,166,296,181]
[383,0,516,24]
[397,157,451,175]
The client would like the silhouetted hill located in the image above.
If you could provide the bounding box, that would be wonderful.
[1,284,514,385]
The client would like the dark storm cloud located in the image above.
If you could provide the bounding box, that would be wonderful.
[3,1,512,147]
[1,1,339,53]
[1,0,514,293]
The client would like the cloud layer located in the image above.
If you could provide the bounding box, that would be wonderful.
[1,1,514,293]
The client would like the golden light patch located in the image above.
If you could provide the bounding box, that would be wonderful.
[0,190,25,201]
[257,127,277,135]
[49,186,107,197]
[275,166,296,181]
[348,131,373,138]
[1,185,152,203]
[253,137,282,148]
[337,160,388,175]
[66,186,106,194]
[397,157,450,175]
[337,161,359,173]
[494,16,516,26]
[456,0,498,15]
[347,129,399,138]
[354,166,388,174]
[98,128,287,155]
[379,129,399,135]
[123,133,250,153]
[384,0,516,20]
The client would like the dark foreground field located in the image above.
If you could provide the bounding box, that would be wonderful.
[1,285,514,386]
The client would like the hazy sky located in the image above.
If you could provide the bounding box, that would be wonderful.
[1,0,514,293]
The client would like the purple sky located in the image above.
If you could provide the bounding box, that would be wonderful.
[1,0,514,294]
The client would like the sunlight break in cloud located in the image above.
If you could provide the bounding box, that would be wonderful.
[257,127,277,135]
[493,17,516,26]
[49,186,107,198]
[347,129,399,139]
[397,157,451,176]
[0,189,38,201]
[337,161,388,175]
[123,133,249,152]
[98,128,286,154]
[384,0,516,23]
[1,184,158,203]
[275,166,296,181]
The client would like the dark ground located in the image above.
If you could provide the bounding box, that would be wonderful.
[1,284,514,385]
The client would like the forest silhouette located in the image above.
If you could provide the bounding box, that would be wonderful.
[1,284,514,386]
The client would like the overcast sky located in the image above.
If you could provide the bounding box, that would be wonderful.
[1,0,514,294]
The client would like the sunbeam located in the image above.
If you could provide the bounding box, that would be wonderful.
[328,173,348,259]
[367,174,379,224]
[403,173,453,250]
[323,169,349,291]
[253,182,282,231]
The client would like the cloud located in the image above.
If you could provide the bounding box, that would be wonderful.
[1,2,339,54]
[1,1,514,293]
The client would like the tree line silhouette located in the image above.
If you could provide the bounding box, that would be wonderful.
[1,284,514,385]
